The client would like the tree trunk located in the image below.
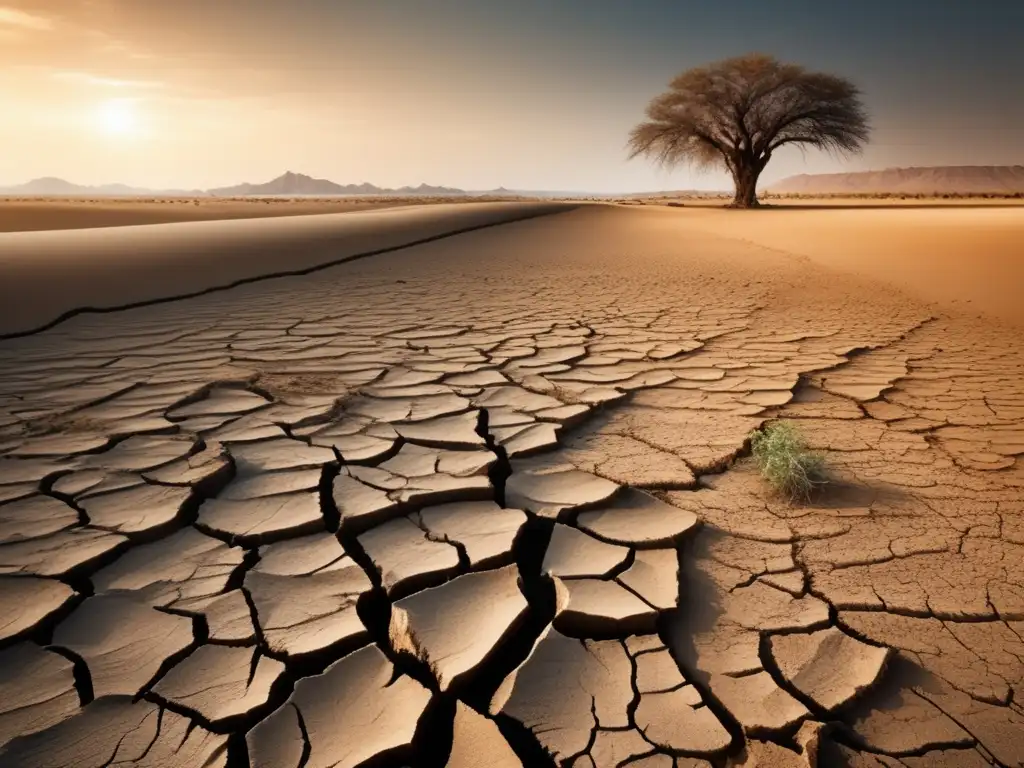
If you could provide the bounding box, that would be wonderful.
[730,161,761,208]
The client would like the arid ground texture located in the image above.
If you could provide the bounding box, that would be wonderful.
[0,201,1022,767]
[0,198,412,233]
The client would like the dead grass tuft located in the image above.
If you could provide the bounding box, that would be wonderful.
[749,420,827,502]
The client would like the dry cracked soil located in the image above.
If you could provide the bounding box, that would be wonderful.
[0,203,1022,767]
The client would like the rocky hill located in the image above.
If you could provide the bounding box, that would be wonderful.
[769,166,1024,195]
[206,172,468,197]
[0,177,202,196]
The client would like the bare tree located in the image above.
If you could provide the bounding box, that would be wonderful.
[627,54,870,208]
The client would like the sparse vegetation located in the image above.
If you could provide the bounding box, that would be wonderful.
[749,420,827,502]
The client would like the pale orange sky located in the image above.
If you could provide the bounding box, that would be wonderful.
[2,0,1021,192]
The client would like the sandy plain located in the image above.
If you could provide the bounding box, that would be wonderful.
[0,202,565,337]
[0,195,555,233]
[0,202,1022,767]
[663,203,1024,327]
[0,197,411,233]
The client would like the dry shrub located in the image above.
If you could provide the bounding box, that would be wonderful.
[749,420,827,502]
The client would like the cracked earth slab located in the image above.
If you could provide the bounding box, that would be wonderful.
[446,701,523,767]
[197,491,326,545]
[51,591,195,699]
[413,500,527,569]
[152,643,283,726]
[0,494,80,544]
[244,564,371,659]
[252,532,352,576]
[359,515,461,595]
[390,564,530,690]
[91,527,245,607]
[576,488,700,548]
[542,522,631,578]
[768,626,892,713]
[246,643,430,768]
[493,627,731,762]
[0,642,80,749]
[0,576,76,642]
[177,588,257,643]
[553,576,660,635]
[0,696,228,767]
[333,443,496,532]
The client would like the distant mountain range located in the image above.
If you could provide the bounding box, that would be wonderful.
[0,171,696,199]
[0,172,491,198]
[206,172,470,197]
[0,176,205,197]
[769,166,1024,195]
[5,167,1024,199]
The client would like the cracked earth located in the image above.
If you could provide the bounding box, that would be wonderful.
[0,204,1022,767]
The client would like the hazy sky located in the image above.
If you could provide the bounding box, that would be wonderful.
[1,0,1021,192]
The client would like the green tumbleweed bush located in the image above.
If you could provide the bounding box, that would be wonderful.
[749,420,827,502]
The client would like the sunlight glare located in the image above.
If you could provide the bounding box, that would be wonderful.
[94,99,137,136]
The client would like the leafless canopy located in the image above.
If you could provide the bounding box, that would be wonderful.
[627,54,870,206]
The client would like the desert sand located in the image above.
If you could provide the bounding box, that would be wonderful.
[0,201,566,336]
[667,204,1024,326]
[0,197,412,233]
[0,203,1022,767]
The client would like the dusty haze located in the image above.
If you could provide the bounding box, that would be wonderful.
[2,0,1022,193]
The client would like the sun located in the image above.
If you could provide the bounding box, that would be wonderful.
[94,99,138,136]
